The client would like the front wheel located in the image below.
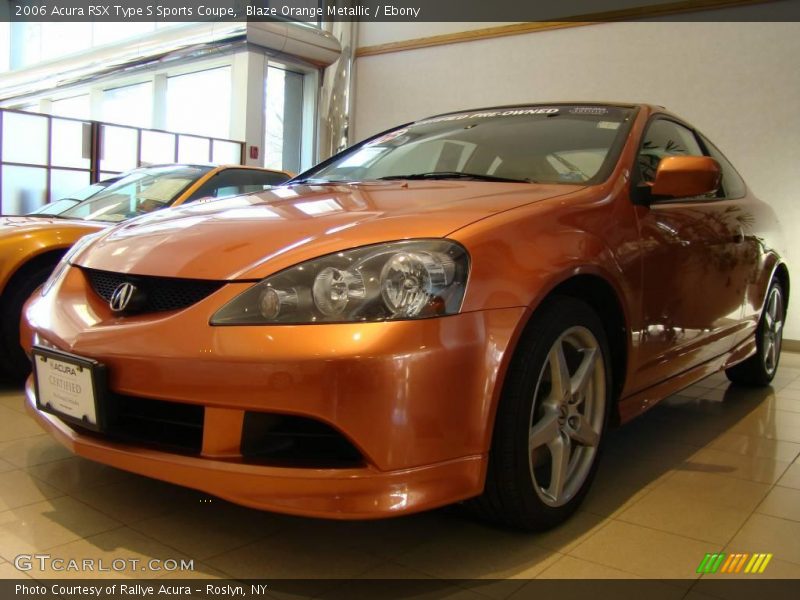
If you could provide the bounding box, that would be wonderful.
[468,297,612,531]
[726,280,785,387]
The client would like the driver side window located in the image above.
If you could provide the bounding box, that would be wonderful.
[638,119,703,184]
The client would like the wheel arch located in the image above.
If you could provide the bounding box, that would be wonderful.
[0,247,68,302]
[773,262,790,307]
[492,270,632,434]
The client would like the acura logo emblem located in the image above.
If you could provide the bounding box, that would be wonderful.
[109,282,138,312]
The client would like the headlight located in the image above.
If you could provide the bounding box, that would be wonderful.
[211,240,469,325]
[41,232,103,296]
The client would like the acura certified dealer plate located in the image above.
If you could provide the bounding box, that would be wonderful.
[32,347,107,431]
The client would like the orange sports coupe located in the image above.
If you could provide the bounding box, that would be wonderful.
[22,103,787,530]
[0,164,292,381]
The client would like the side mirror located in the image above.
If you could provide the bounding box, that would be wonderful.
[650,155,721,199]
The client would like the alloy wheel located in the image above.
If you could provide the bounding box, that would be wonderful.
[763,286,784,376]
[528,326,606,507]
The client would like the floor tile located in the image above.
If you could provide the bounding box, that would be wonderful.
[569,520,717,580]
[755,486,800,522]
[282,510,455,561]
[679,448,790,484]
[0,561,32,578]
[393,521,561,580]
[204,536,384,594]
[730,409,800,443]
[20,526,193,579]
[535,554,642,578]
[706,432,800,462]
[726,513,800,565]
[617,490,751,544]
[773,387,800,402]
[0,393,26,414]
[0,407,47,443]
[529,510,609,554]
[130,500,287,560]
[70,475,205,525]
[396,525,561,579]
[0,434,73,468]
[26,456,133,494]
[322,564,488,600]
[0,497,121,557]
[775,461,800,489]
[0,469,64,511]
[657,470,771,512]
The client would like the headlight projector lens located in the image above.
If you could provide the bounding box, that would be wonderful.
[312,267,365,316]
[380,252,453,317]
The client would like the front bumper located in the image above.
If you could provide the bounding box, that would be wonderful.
[25,382,485,518]
[22,268,525,517]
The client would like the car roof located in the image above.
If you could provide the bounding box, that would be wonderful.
[128,164,291,175]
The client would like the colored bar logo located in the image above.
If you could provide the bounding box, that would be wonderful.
[697,553,773,574]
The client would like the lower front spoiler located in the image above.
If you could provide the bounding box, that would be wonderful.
[24,381,486,519]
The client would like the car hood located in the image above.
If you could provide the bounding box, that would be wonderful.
[76,181,583,281]
[0,216,106,244]
[0,215,98,232]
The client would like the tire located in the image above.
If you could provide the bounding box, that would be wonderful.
[726,279,785,387]
[468,296,612,531]
[0,264,54,382]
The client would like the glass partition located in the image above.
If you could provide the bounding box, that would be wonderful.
[0,108,245,214]
[2,112,48,165]
[141,130,177,165]
[1,165,47,214]
[51,119,90,169]
[178,135,211,164]
[100,126,138,173]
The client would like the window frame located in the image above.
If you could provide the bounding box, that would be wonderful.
[631,114,736,205]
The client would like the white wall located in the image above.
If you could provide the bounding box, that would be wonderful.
[354,21,800,339]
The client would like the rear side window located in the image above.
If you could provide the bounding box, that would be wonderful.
[698,133,747,199]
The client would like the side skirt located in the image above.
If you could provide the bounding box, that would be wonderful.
[616,337,757,424]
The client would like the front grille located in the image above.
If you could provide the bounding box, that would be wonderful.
[67,399,363,466]
[82,268,224,313]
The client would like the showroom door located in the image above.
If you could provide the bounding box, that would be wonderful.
[631,118,750,391]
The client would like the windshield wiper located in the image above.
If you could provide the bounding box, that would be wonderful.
[377,171,535,183]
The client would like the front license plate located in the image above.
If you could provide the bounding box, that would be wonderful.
[32,347,107,431]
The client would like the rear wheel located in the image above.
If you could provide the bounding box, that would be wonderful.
[469,297,612,531]
[0,265,53,382]
[726,280,785,387]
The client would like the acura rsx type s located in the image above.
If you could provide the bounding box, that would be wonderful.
[21,103,788,530]
[0,164,292,382]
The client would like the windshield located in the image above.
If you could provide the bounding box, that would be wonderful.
[301,105,634,185]
[60,165,212,223]
[27,180,118,216]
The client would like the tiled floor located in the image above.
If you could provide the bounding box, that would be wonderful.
[1,354,800,592]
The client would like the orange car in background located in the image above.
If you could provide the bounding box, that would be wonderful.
[22,103,787,530]
[0,164,292,380]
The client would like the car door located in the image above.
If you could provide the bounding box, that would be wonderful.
[631,117,751,392]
